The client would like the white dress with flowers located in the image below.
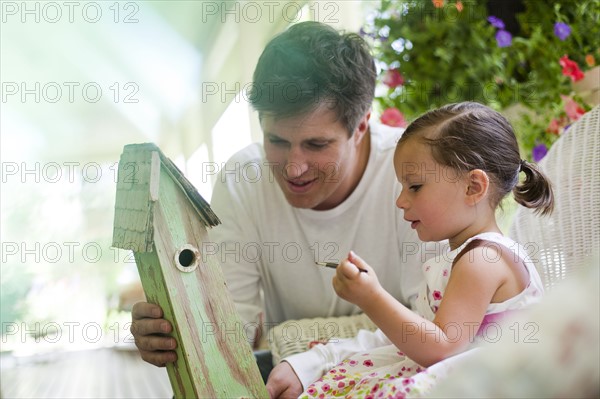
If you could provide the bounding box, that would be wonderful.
[300,232,544,399]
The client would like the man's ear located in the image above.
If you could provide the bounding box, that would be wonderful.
[353,111,371,144]
[466,169,489,205]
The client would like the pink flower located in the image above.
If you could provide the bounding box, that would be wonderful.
[432,290,443,300]
[559,55,584,82]
[337,381,345,388]
[455,1,463,12]
[307,387,317,397]
[432,0,444,8]
[349,359,358,366]
[322,383,331,392]
[383,69,404,88]
[380,108,407,128]
[363,359,374,367]
[562,96,586,121]
[546,117,567,135]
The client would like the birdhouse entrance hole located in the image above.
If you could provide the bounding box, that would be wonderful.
[179,249,195,267]
[174,244,200,272]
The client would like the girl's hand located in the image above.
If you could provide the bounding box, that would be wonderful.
[332,251,383,308]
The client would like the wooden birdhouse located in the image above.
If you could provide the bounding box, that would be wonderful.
[112,143,268,398]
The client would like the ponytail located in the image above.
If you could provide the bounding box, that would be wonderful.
[513,160,554,215]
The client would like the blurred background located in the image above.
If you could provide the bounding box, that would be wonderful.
[0,1,376,397]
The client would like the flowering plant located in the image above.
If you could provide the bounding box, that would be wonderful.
[364,0,599,161]
[503,0,599,160]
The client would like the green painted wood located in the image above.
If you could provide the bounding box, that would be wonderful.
[112,144,157,252]
[112,144,268,398]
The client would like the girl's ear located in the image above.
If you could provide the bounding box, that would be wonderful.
[465,169,489,205]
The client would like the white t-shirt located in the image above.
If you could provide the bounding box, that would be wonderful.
[207,123,428,334]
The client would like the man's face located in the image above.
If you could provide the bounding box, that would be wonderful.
[262,105,368,210]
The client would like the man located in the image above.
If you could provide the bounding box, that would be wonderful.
[131,21,425,397]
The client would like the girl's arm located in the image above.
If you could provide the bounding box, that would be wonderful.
[335,249,511,367]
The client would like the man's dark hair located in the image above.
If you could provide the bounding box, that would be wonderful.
[248,21,376,135]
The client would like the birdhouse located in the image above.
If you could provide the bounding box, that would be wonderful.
[112,143,267,398]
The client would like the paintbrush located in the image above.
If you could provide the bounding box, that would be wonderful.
[314,261,368,273]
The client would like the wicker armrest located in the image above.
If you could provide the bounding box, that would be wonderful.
[268,313,378,364]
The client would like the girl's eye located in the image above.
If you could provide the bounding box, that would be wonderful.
[410,185,422,192]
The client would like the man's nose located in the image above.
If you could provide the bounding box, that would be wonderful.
[284,147,310,178]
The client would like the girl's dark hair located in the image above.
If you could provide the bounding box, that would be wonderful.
[249,21,376,135]
[399,102,554,215]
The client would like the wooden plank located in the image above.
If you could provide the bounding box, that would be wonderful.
[112,144,155,252]
[0,349,173,398]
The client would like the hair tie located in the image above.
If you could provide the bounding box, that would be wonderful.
[519,159,527,172]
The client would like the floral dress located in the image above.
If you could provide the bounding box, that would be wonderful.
[300,232,544,399]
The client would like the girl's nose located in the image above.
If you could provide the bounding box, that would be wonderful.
[396,191,409,209]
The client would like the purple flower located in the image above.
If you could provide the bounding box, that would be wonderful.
[564,123,572,133]
[359,26,377,39]
[532,144,548,162]
[487,16,505,29]
[495,30,512,47]
[554,22,571,41]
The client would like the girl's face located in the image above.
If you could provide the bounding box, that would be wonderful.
[393,138,475,249]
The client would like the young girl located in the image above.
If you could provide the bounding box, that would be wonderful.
[293,102,554,398]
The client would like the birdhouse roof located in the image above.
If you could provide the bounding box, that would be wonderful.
[112,143,220,252]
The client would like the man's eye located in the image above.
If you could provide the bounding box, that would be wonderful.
[410,185,422,192]
[269,138,286,146]
[308,142,328,149]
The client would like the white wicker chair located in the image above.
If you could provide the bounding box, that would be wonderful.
[268,313,377,364]
[509,105,600,290]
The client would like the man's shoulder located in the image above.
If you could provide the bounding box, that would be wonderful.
[225,142,265,166]
[370,121,404,151]
[215,142,276,197]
